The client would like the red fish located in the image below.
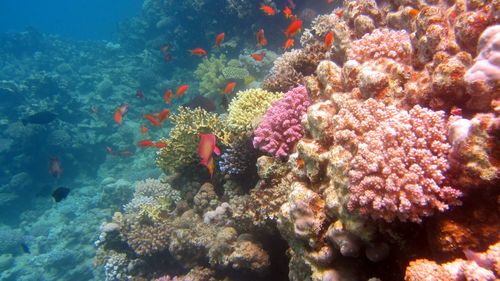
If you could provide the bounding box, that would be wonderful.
[214,32,225,47]
[175,84,189,97]
[256,29,268,47]
[250,52,265,61]
[198,133,221,178]
[49,157,63,178]
[164,89,172,104]
[324,31,334,49]
[136,89,145,100]
[158,109,170,122]
[143,114,160,126]
[223,82,237,95]
[154,142,167,149]
[189,48,207,57]
[140,125,148,134]
[283,6,293,19]
[114,103,128,125]
[260,4,275,16]
[137,140,156,147]
[285,19,302,37]
[284,38,294,50]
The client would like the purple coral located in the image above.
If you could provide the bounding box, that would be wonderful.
[253,85,311,158]
[331,97,462,222]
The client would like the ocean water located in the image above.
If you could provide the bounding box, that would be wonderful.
[1,0,498,281]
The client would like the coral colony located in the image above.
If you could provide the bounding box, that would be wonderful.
[93,0,499,279]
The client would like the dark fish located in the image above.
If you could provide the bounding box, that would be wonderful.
[22,111,57,125]
[221,95,229,110]
[20,242,30,254]
[51,187,70,202]
[183,96,216,112]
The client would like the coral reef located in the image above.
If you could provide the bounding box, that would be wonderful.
[253,85,311,159]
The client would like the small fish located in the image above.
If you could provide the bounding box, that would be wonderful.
[164,89,172,104]
[137,139,156,147]
[324,31,334,49]
[198,133,221,178]
[256,29,268,47]
[335,10,343,17]
[284,38,294,49]
[20,242,30,254]
[140,125,148,134]
[154,142,167,149]
[408,8,419,18]
[175,84,189,97]
[183,96,217,112]
[143,114,160,126]
[105,146,114,155]
[250,52,265,61]
[52,187,70,202]
[285,19,302,37]
[89,106,98,114]
[223,82,237,95]
[114,103,128,125]
[283,6,293,19]
[189,48,207,57]
[214,32,225,47]
[158,109,170,122]
[22,111,57,126]
[49,157,63,178]
[136,89,145,100]
[327,0,335,4]
[260,4,275,16]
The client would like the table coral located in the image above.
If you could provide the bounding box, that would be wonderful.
[253,85,311,159]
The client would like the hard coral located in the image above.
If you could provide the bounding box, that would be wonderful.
[226,88,283,140]
[156,107,231,174]
[253,85,311,159]
[331,97,461,222]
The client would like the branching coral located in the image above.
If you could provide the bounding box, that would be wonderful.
[253,85,311,158]
[226,88,283,140]
[156,107,232,174]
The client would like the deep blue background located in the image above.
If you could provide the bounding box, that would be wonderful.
[0,0,143,40]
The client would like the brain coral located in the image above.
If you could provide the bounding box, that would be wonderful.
[157,107,232,174]
[226,88,283,140]
[253,85,311,158]
[330,97,462,222]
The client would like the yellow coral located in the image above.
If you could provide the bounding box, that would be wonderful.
[156,107,232,174]
[227,88,283,139]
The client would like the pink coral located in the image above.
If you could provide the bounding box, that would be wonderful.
[346,28,412,64]
[253,85,311,158]
[331,97,461,222]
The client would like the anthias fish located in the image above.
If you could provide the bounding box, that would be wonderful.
[198,133,221,178]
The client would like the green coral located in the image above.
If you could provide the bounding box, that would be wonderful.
[156,107,232,174]
[222,59,250,80]
[227,88,283,139]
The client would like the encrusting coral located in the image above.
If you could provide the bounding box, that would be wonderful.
[157,106,232,174]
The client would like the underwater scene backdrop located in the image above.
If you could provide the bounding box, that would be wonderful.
[0,0,499,280]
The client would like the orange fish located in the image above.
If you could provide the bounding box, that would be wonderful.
[114,103,128,125]
[175,84,189,97]
[143,114,160,126]
[223,82,237,94]
[285,19,302,37]
[256,29,268,47]
[164,89,172,104]
[284,38,294,49]
[198,133,221,178]
[283,6,293,18]
[335,10,343,17]
[324,31,334,49]
[408,8,419,18]
[140,124,148,134]
[327,0,335,4]
[189,48,207,57]
[158,109,170,122]
[214,32,225,47]
[154,142,167,149]
[137,139,156,147]
[260,4,275,16]
[250,52,265,61]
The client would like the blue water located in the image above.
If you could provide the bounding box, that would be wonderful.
[0,0,142,39]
